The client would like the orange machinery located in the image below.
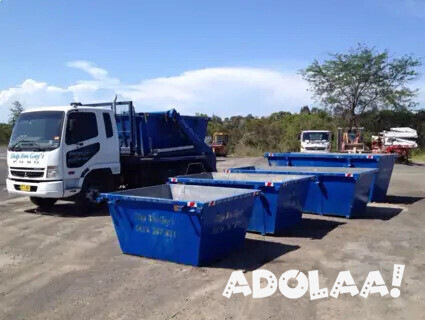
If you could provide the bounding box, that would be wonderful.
[212,132,229,157]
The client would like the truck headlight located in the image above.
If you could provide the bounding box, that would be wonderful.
[46,166,59,178]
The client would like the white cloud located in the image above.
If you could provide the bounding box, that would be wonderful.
[67,61,111,81]
[0,61,312,122]
[123,67,310,115]
[0,79,73,121]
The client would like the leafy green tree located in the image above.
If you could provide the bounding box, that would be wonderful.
[301,44,421,125]
[0,123,13,145]
[204,107,425,156]
[300,105,311,114]
[9,101,24,126]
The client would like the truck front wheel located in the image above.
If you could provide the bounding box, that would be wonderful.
[75,173,114,215]
[30,197,57,211]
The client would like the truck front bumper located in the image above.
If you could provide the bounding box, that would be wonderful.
[6,179,64,198]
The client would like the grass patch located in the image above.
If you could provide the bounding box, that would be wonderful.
[412,152,425,163]
[411,149,425,162]
[232,144,264,157]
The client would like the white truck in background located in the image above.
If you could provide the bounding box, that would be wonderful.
[299,130,332,152]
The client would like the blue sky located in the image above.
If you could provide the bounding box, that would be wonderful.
[1,0,425,121]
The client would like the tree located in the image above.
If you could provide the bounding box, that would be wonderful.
[0,123,12,145]
[9,101,24,126]
[301,44,421,125]
[300,105,311,114]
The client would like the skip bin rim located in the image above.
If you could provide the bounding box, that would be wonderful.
[170,173,316,189]
[99,184,260,208]
[227,166,378,179]
[265,152,397,160]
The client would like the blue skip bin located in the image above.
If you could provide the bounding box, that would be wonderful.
[265,152,396,202]
[169,173,314,235]
[99,184,258,266]
[227,166,377,218]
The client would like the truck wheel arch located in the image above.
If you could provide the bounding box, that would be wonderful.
[81,168,115,191]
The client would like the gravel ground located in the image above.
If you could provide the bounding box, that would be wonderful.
[0,157,424,320]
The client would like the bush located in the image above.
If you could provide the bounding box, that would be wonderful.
[207,108,425,156]
[0,123,12,145]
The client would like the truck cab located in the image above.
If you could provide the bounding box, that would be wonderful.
[6,105,121,209]
[300,130,332,152]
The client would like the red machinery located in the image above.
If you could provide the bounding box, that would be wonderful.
[372,127,418,163]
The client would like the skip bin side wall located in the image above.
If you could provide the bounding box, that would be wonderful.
[350,156,395,202]
[227,166,376,218]
[198,197,255,265]
[236,185,303,235]
[171,179,306,235]
[249,192,279,235]
[171,179,279,234]
[350,172,375,218]
[314,176,359,218]
[107,200,203,266]
[266,153,394,202]
[274,181,307,233]
[108,197,256,266]
[288,174,371,218]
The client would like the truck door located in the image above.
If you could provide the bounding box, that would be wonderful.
[62,110,102,194]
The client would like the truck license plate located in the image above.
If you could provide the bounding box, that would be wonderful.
[19,185,31,192]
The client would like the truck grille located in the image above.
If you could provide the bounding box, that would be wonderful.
[305,146,326,151]
[10,168,44,178]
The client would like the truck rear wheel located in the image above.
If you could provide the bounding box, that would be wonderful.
[30,197,57,211]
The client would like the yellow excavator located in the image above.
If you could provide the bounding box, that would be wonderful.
[212,132,229,157]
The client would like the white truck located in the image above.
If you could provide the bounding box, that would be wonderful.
[299,130,332,152]
[6,100,216,213]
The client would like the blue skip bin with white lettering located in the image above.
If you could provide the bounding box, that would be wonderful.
[99,184,258,266]
[169,173,314,235]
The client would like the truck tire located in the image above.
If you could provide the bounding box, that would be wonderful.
[75,172,114,215]
[186,162,206,174]
[30,197,57,211]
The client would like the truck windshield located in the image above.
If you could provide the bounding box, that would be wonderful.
[302,132,329,141]
[8,111,65,151]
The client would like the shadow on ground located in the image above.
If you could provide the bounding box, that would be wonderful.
[361,205,404,221]
[25,203,109,217]
[405,162,425,167]
[386,195,424,205]
[284,216,345,240]
[212,238,299,271]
